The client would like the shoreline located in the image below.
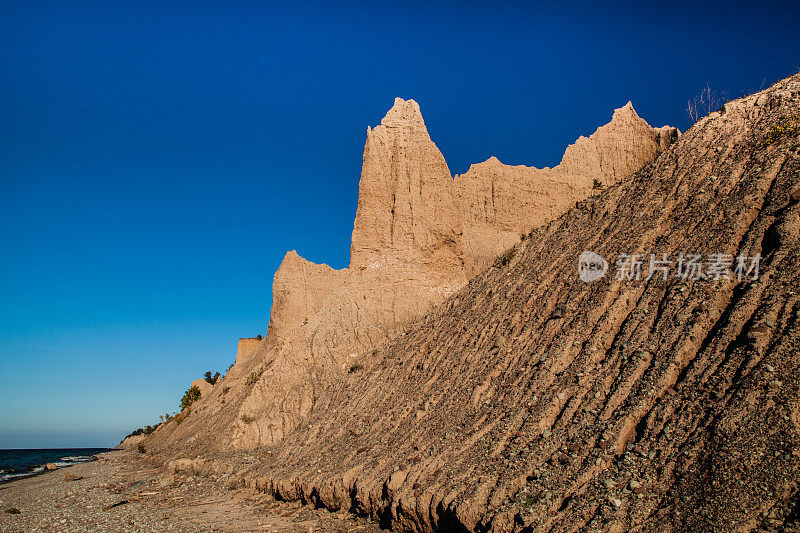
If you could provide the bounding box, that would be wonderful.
[0,449,109,486]
[0,449,382,532]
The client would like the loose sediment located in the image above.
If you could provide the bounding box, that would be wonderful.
[0,450,381,532]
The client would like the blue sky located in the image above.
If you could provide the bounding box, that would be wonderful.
[1,0,798,448]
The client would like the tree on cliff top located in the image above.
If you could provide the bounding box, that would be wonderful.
[180,385,201,411]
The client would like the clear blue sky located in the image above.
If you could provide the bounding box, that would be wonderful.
[1,1,798,448]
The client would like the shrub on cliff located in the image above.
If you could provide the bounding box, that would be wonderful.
[687,83,726,123]
[180,385,201,410]
[495,248,516,268]
[124,422,161,439]
[245,368,264,386]
[174,409,189,424]
[203,371,220,385]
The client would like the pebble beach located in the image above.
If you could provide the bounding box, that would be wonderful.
[0,450,381,532]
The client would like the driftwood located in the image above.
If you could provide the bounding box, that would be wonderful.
[103,499,131,511]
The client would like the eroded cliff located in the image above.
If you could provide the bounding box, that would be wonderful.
[159,73,800,533]
[146,95,677,454]
[456,102,679,273]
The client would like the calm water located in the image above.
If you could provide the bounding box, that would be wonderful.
[0,448,110,483]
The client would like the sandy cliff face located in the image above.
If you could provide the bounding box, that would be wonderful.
[147,96,676,454]
[190,378,213,397]
[234,337,261,365]
[170,74,800,533]
[557,102,676,183]
[115,434,145,450]
[225,101,476,447]
[455,102,679,274]
[267,251,347,349]
[351,98,465,273]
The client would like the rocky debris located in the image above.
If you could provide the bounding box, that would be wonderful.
[44,463,58,471]
[62,472,83,482]
[148,73,800,532]
[0,450,377,533]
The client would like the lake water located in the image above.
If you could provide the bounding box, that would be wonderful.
[0,448,110,483]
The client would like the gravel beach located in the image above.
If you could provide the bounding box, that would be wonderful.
[0,450,381,532]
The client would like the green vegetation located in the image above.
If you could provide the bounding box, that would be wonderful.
[240,414,255,424]
[204,370,221,385]
[522,492,541,507]
[125,411,179,441]
[174,409,190,424]
[495,248,516,268]
[348,363,364,373]
[125,423,160,439]
[592,178,604,190]
[180,385,202,410]
[125,382,205,441]
[245,368,264,386]
[762,114,800,147]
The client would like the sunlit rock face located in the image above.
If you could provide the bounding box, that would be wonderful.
[147,96,677,452]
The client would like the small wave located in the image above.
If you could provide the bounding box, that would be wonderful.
[1,473,30,482]
[0,466,45,483]
[59,455,95,463]
[0,449,106,484]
